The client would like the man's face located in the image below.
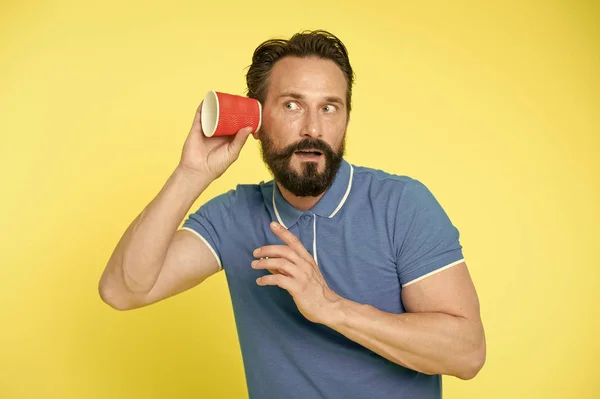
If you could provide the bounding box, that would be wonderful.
[257,56,349,197]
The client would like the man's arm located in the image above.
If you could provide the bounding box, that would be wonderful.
[98,167,220,311]
[252,222,486,380]
[323,261,486,380]
[98,103,254,311]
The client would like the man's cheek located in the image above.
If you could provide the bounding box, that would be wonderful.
[286,118,299,135]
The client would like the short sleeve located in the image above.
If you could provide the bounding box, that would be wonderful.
[395,180,464,287]
[180,189,236,271]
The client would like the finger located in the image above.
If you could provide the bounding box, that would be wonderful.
[256,274,297,291]
[251,257,297,277]
[269,222,315,264]
[227,126,253,159]
[254,245,301,265]
[190,101,204,136]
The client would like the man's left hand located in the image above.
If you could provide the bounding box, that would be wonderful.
[251,221,342,324]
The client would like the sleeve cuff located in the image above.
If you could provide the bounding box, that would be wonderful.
[401,256,465,288]
[180,227,223,271]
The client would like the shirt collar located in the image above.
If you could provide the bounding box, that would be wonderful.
[263,159,354,229]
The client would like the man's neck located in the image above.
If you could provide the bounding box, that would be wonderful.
[277,182,325,212]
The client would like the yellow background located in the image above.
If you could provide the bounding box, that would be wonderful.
[1,0,598,398]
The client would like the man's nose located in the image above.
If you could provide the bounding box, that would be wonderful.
[300,110,322,138]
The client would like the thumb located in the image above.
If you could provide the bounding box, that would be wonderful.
[227,127,254,158]
[189,102,204,136]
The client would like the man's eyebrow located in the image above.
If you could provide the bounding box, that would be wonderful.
[278,92,305,100]
[278,92,345,106]
[324,96,345,105]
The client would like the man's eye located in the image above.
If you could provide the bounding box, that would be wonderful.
[285,102,299,110]
[323,104,337,113]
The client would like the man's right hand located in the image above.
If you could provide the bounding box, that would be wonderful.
[178,102,255,181]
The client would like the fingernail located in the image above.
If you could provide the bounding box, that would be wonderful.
[271,222,279,229]
[253,248,260,256]
[251,260,258,267]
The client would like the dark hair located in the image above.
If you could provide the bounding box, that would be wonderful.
[246,30,355,114]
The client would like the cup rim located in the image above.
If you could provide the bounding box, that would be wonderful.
[256,100,262,133]
[201,90,219,137]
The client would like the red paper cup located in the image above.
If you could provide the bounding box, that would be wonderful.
[201,90,262,137]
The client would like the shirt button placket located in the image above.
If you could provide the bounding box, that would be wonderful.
[298,214,313,258]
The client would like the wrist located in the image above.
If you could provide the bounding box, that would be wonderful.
[165,166,213,207]
[174,164,213,192]
[319,293,348,328]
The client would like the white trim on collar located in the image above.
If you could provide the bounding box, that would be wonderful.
[272,188,287,228]
[328,164,354,218]
[271,164,354,225]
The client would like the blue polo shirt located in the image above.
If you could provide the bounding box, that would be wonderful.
[181,158,464,399]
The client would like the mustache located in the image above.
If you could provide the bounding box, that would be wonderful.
[268,138,335,161]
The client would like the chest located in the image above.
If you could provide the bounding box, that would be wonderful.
[221,212,404,315]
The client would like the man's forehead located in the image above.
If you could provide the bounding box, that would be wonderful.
[267,57,347,99]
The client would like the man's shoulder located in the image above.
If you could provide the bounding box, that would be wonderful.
[351,163,418,192]
[203,181,271,210]
[234,180,275,199]
[350,163,439,206]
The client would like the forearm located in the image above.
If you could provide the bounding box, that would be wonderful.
[104,166,212,293]
[325,299,486,379]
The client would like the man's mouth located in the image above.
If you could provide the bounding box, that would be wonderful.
[294,149,323,156]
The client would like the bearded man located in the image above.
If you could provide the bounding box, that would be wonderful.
[99,30,486,399]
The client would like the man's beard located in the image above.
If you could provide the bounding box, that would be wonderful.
[259,132,345,197]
